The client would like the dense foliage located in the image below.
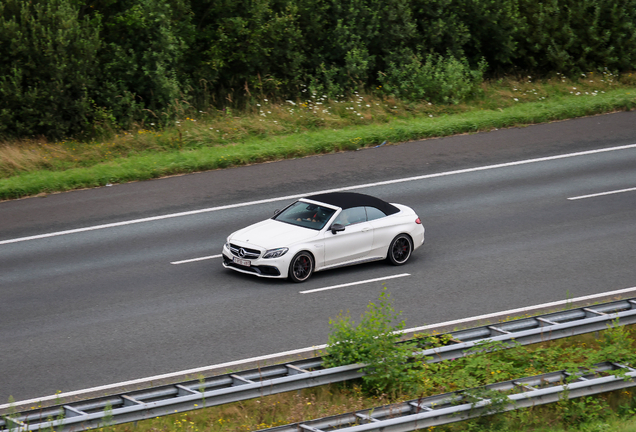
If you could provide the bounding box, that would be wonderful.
[2,0,636,139]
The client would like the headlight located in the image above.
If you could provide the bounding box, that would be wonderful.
[263,247,289,259]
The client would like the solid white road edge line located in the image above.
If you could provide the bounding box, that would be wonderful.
[568,186,636,200]
[4,284,636,409]
[299,273,411,294]
[171,254,222,265]
[2,143,636,246]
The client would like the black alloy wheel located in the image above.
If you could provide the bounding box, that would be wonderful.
[289,252,314,282]
[388,234,412,265]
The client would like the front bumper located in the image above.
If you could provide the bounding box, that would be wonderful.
[222,253,283,277]
[221,243,287,278]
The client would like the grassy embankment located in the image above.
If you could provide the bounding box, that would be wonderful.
[1,73,635,201]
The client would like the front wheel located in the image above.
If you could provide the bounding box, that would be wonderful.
[387,234,412,266]
[288,252,314,283]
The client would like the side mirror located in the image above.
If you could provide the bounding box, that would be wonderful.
[330,223,345,234]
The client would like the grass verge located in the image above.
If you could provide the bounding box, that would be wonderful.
[1,75,635,201]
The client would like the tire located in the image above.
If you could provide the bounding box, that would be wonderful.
[288,252,314,283]
[387,234,413,266]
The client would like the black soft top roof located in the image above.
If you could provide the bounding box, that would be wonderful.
[304,192,400,215]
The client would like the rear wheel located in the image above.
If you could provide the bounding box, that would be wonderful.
[387,234,412,265]
[288,252,314,283]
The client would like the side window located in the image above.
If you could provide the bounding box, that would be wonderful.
[365,206,387,221]
[334,207,367,226]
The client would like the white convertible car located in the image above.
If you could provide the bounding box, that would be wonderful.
[222,192,425,282]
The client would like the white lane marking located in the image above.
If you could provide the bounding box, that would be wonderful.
[2,143,636,246]
[3,284,635,409]
[299,273,411,294]
[171,254,221,265]
[568,186,636,201]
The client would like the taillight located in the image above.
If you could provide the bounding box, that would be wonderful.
[415,218,421,224]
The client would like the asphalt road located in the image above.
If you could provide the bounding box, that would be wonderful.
[1,111,635,403]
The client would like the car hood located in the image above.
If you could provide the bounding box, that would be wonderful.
[229,219,320,249]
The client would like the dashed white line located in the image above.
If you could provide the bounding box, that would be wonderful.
[2,143,636,246]
[5,284,635,410]
[299,273,411,294]
[170,254,222,265]
[568,186,636,200]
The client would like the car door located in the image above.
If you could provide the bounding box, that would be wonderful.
[322,207,373,267]
[365,206,394,257]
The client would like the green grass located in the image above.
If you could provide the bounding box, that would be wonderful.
[1,74,635,201]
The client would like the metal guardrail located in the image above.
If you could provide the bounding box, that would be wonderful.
[0,359,362,432]
[258,361,636,432]
[420,298,636,361]
[2,298,635,432]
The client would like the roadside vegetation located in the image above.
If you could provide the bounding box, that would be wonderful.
[4,0,636,141]
[3,0,636,200]
[72,288,636,432]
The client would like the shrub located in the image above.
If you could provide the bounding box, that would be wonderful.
[187,0,307,106]
[323,287,423,396]
[516,0,636,75]
[3,0,636,139]
[379,53,487,104]
[88,0,194,129]
[0,0,101,139]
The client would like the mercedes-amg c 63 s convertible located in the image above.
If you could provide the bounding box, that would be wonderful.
[222,192,425,282]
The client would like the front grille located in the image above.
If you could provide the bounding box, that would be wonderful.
[229,243,261,259]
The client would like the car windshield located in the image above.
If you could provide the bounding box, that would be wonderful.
[273,201,337,230]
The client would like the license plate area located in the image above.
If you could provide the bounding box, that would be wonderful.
[233,256,251,267]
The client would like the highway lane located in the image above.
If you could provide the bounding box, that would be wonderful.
[1,111,636,402]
